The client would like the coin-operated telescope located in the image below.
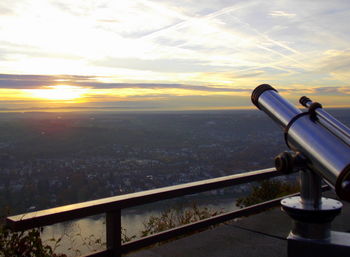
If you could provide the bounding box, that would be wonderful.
[252,84,350,257]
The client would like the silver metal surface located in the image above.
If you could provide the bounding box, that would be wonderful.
[289,221,332,240]
[303,99,350,146]
[282,196,342,241]
[258,90,301,128]
[288,231,350,257]
[316,109,350,146]
[300,169,322,209]
[255,86,350,256]
[281,196,342,211]
[287,115,350,197]
[256,88,350,200]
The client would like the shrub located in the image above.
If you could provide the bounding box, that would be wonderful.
[236,179,299,208]
[0,225,67,257]
[141,203,223,237]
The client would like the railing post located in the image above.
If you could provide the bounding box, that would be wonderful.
[106,209,122,257]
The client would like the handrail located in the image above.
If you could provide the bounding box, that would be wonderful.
[120,192,299,255]
[121,184,329,256]
[84,192,301,257]
[6,167,295,257]
[6,168,281,231]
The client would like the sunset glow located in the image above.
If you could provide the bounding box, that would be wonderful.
[0,0,350,111]
[24,85,89,101]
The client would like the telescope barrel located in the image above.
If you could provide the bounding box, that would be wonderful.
[252,84,350,201]
[251,84,302,127]
[300,96,350,146]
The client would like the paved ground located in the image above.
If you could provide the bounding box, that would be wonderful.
[126,191,350,257]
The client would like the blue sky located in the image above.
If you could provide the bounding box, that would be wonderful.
[0,0,350,110]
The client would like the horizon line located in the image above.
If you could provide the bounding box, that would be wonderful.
[1,105,350,114]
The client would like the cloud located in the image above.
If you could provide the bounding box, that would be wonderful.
[339,87,350,94]
[0,73,251,93]
[93,57,225,73]
[0,6,13,16]
[309,50,350,82]
[0,106,151,111]
[310,86,350,95]
[0,74,95,89]
[0,96,249,111]
[0,0,15,16]
[86,83,250,92]
[89,94,253,110]
[275,86,350,96]
[269,11,296,18]
[4,73,347,98]
[0,0,350,107]
[318,50,350,73]
[0,74,55,88]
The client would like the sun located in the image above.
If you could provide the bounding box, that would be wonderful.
[25,85,89,101]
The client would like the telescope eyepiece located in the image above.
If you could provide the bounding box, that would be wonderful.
[299,96,311,107]
[251,84,277,109]
[275,152,293,173]
[275,151,306,174]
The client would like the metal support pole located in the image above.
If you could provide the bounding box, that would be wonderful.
[280,168,350,257]
[106,209,122,257]
[299,169,322,209]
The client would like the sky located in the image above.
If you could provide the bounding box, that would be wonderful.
[1,0,350,111]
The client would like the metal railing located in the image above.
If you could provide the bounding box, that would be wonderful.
[6,167,296,257]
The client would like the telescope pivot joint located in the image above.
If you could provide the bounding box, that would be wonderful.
[275,151,306,174]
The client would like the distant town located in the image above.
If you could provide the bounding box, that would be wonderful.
[1,109,349,215]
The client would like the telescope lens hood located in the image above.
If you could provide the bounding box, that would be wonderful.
[251,84,277,109]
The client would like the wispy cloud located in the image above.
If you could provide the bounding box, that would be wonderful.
[317,50,350,73]
[310,86,350,95]
[269,11,296,18]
